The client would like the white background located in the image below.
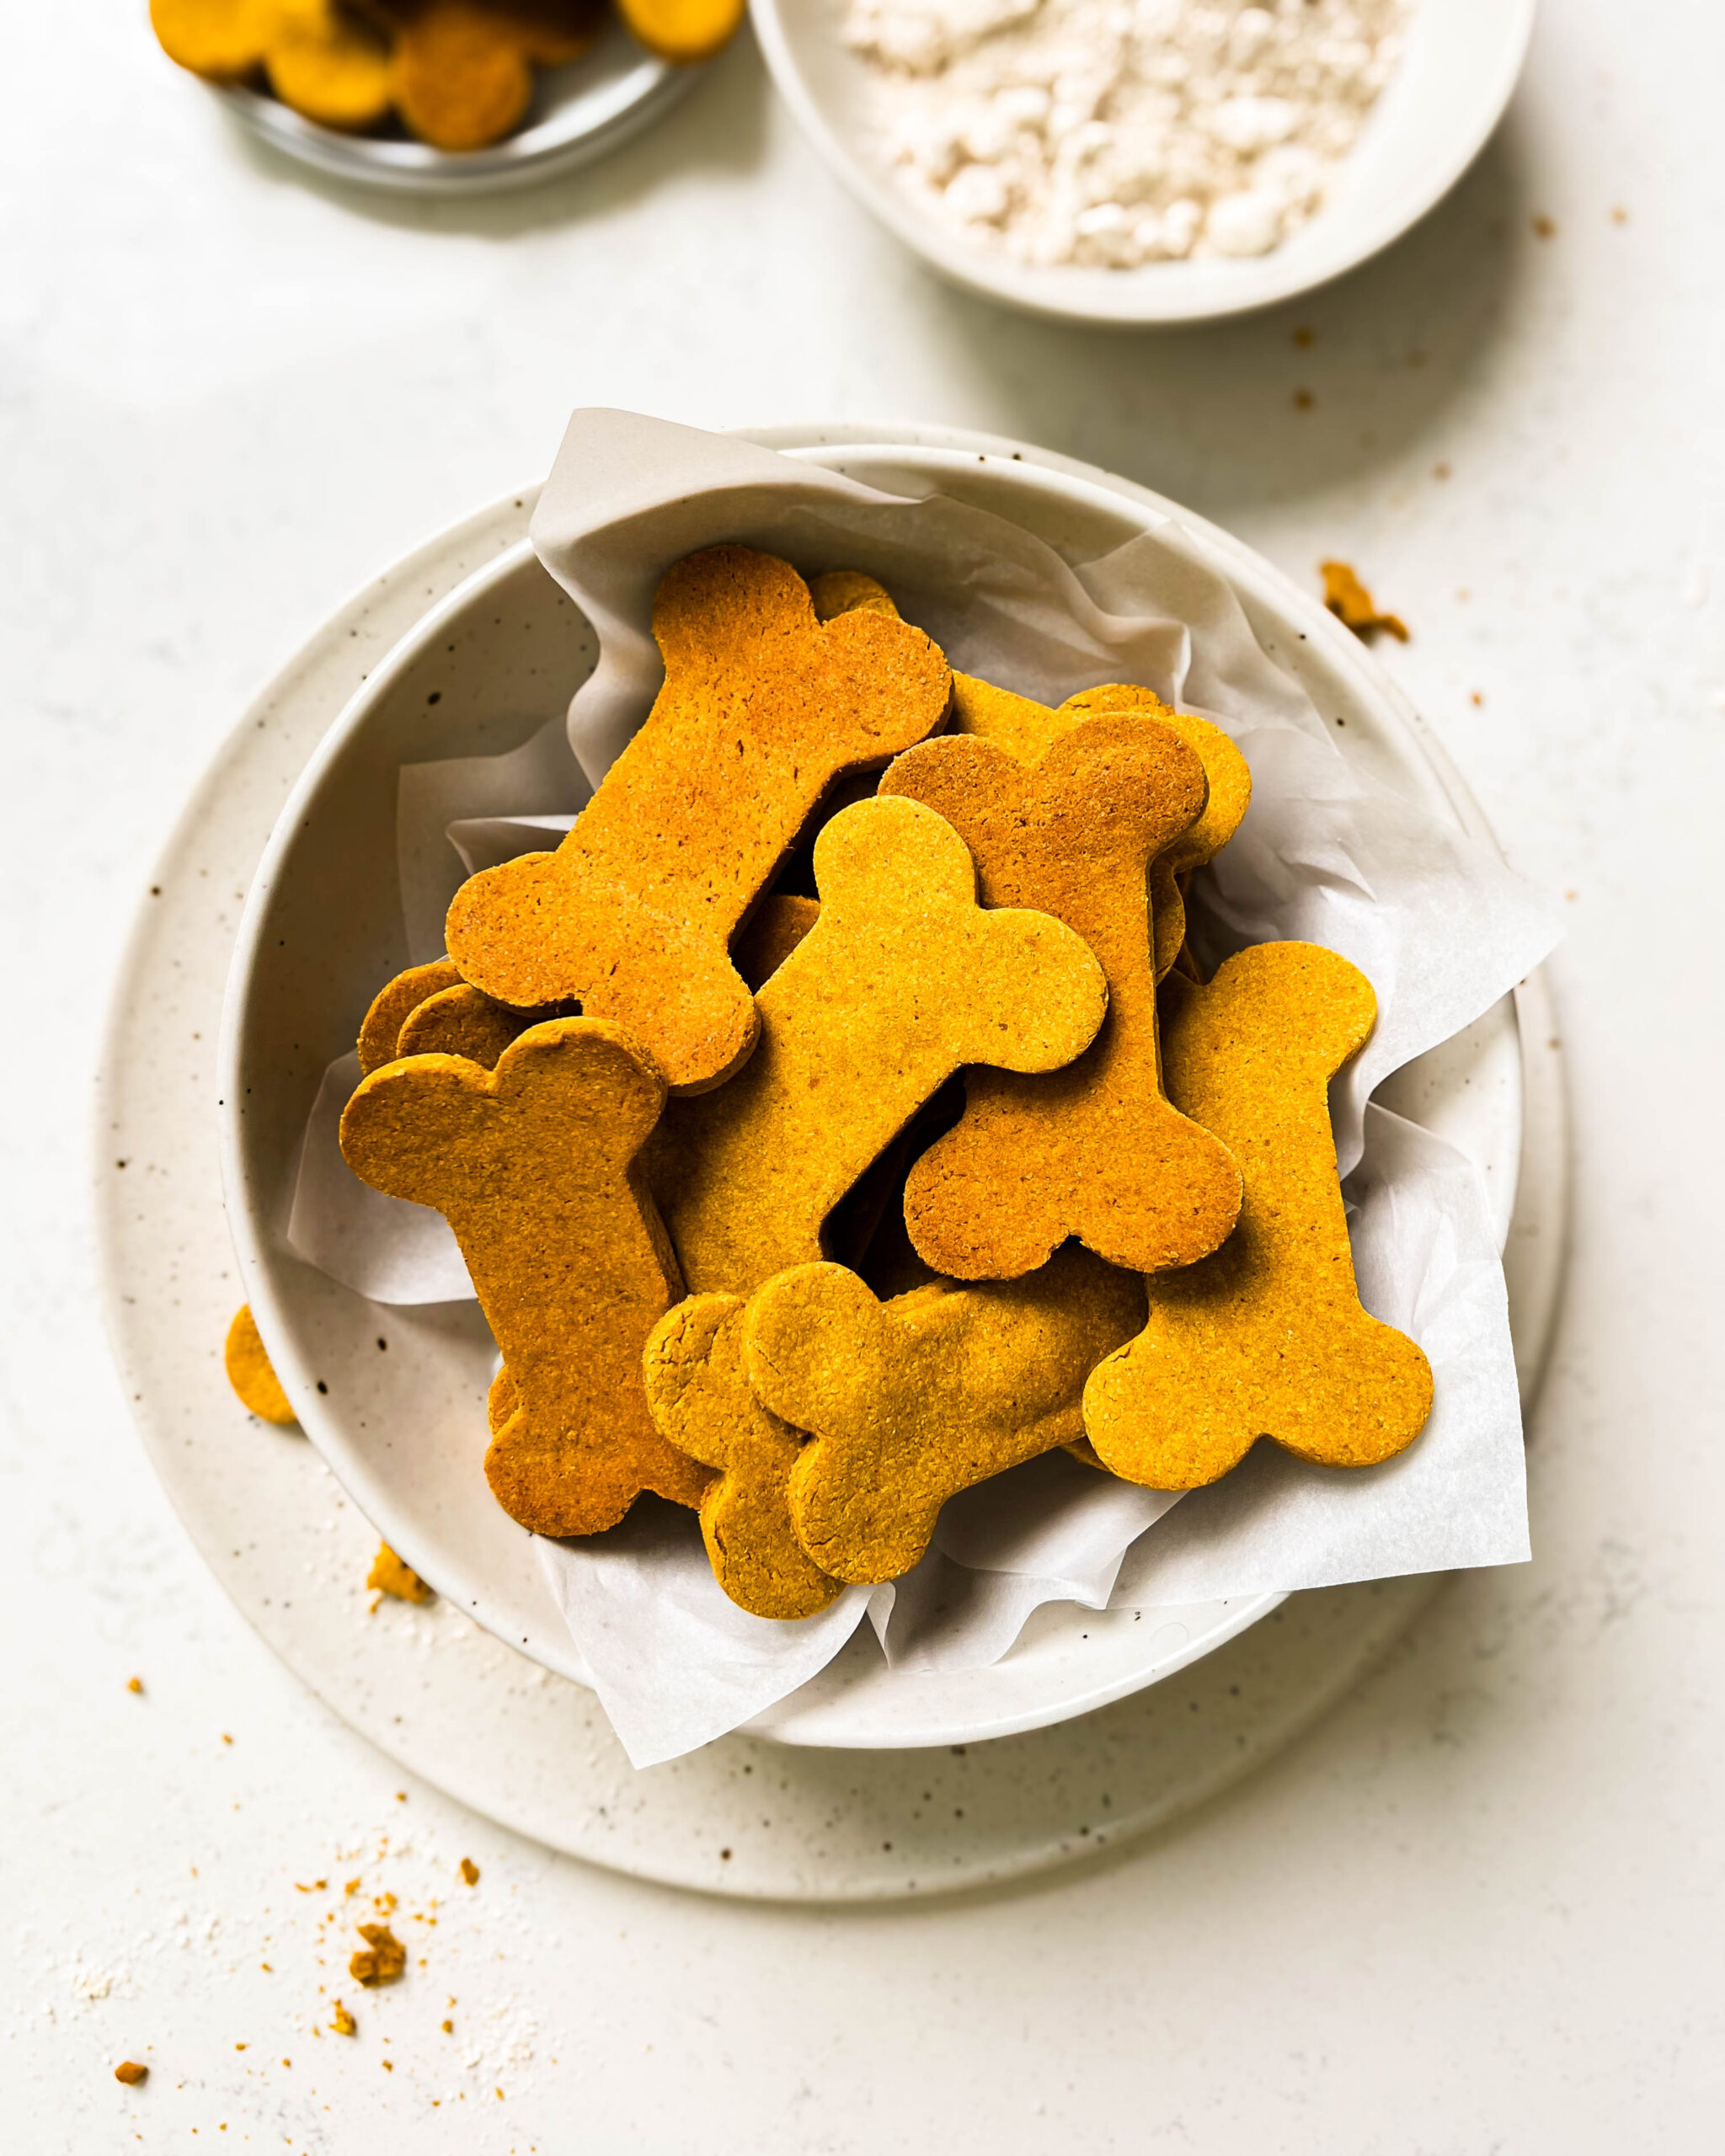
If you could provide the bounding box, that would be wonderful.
[4,1,1723,2148]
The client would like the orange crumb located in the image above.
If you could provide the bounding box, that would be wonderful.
[1320,560,1409,643]
[368,1544,433,1606]
[330,2002,357,2037]
[1533,214,1556,238]
[1470,691,1483,706]
[350,1924,406,1987]
[459,1858,480,1886]
[1611,205,1628,223]
[115,2061,148,2086]
[344,1879,361,1897]
[382,2060,394,2072]
[222,1734,233,1746]
[442,2019,454,2034]
[126,1677,143,1694]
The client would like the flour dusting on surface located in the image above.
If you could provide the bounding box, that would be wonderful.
[841,0,1407,268]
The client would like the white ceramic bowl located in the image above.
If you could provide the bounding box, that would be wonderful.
[749,0,1537,324]
[213,21,699,196]
[219,424,1528,1748]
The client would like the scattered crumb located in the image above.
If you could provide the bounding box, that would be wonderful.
[1470,691,1483,706]
[126,1677,143,1695]
[115,2062,149,2086]
[1292,388,1314,411]
[443,2019,454,2034]
[1320,560,1409,643]
[221,1734,233,1746]
[368,1543,434,1607]
[382,2059,394,2072]
[295,1879,328,1894]
[459,1859,480,1887]
[350,1925,407,1987]
[344,1879,361,1897]
[1533,214,1556,238]
[330,2002,357,2037]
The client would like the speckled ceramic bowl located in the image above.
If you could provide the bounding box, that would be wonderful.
[216,424,1535,1749]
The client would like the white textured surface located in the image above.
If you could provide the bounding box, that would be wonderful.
[3,2,1721,2150]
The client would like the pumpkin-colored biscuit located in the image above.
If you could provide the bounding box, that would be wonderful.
[224,1304,297,1425]
[356,958,463,1075]
[747,1245,1146,1584]
[616,0,745,65]
[1083,942,1434,1486]
[814,574,1250,978]
[152,0,280,77]
[651,793,1108,1295]
[339,1018,710,1534]
[396,981,535,1067]
[731,894,820,991]
[884,714,1242,1279]
[153,0,394,130]
[642,1294,843,1620]
[444,547,951,1092]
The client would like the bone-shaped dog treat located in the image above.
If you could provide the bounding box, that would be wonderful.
[730,894,820,991]
[444,546,951,1092]
[651,794,1108,1295]
[811,573,1250,979]
[641,1294,846,1620]
[1083,942,1434,1486]
[339,1018,710,1535]
[745,1246,1146,1584]
[396,983,536,1069]
[356,959,462,1075]
[884,716,1242,1278]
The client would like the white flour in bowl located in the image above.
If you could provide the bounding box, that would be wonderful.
[841,0,1407,269]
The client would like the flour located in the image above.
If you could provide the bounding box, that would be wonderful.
[841,0,1407,269]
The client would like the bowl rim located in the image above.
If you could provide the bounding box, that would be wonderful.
[745,0,1539,325]
[216,421,1521,1749]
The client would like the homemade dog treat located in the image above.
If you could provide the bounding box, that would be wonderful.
[152,0,394,129]
[747,1245,1146,1583]
[224,1305,298,1426]
[813,571,1250,976]
[356,958,462,1075]
[1083,942,1434,1486]
[651,793,1108,1294]
[396,981,535,1067]
[444,546,951,1091]
[382,0,601,152]
[339,1018,710,1534]
[884,713,1242,1278]
[615,0,745,65]
[642,1294,845,1620]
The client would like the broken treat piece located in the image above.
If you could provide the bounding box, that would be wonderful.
[651,793,1108,1295]
[367,1541,434,1604]
[1321,559,1409,643]
[885,713,1242,1279]
[748,1244,1145,1584]
[1083,941,1434,1486]
[114,2061,149,2086]
[643,1294,845,1619]
[350,1924,406,1985]
[224,1305,298,1426]
[339,1019,710,1534]
[444,547,951,1091]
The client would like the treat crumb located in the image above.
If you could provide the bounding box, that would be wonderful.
[115,2061,148,2086]
[459,1858,480,1886]
[1320,560,1409,643]
[330,2002,357,2036]
[350,1925,407,1987]
[126,1677,143,1694]
[368,1543,434,1606]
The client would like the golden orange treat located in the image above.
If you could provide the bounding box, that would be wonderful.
[395,981,534,1067]
[445,547,951,1092]
[651,794,1108,1295]
[366,1541,434,1604]
[616,0,745,65]
[1321,559,1409,643]
[152,0,280,77]
[642,1294,845,1620]
[884,713,1242,1279]
[356,958,462,1075]
[1083,942,1434,1487]
[730,893,820,992]
[153,0,393,131]
[814,574,1250,979]
[746,1245,1145,1585]
[224,1305,298,1425]
[339,1019,711,1535]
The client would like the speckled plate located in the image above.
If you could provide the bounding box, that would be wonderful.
[214,19,701,196]
[95,427,1567,1893]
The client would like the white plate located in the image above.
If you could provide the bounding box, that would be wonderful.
[96,447,1566,1892]
[213,424,1551,1750]
[213,21,699,196]
[748,0,1538,324]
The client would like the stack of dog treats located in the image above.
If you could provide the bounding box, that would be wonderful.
[152,0,743,151]
[337,546,1434,1620]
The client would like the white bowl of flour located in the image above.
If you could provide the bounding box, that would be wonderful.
[749,0,1536,323]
